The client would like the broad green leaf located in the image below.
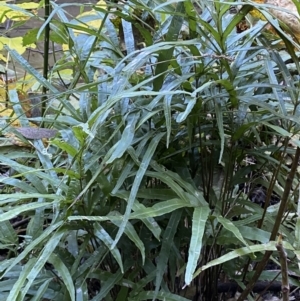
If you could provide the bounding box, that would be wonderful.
[68,198,192,223]
[129,270,156,298]
[0,155,46,194]
[184,0,197,39]
[0,156,68,193]
[111,135,151,194]
[72,245,108,279]
[185,206,210,285]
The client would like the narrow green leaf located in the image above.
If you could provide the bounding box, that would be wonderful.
[193,241,295,279]
[106,113,140,164]
[149,162,206,206]
[0,219,18,246]
[176,96,196,123]
[48,253,75,301]
[185,206,210,285]
[261,122,292,137]
[4,47,59,94]
[111,132,165,249]
[153,2,185,90]
[215,102,225,163]
[0,202,57,223]
[7,258,37,301]
[51,139,79,157]
[111,133,152,194]
[93,269,123,300]
[30,279,52,301]
[4,46,79,118]
[295,200,300,249]
[94,223,124,273]
[75,281,88,301]
[20,231,65,299]
[132,290,190,301]
[163,95,172,148]
[217,216,250,248]
[154,209,182,300]
[184,1,197,39]
[238,226,271,244]
[1,221,63,280]
[130,198,192,220]
[0,193,63,202]
[110,212,146,264]
[26,200,45,240]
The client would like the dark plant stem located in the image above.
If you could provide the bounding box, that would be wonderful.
[276,235,289,301]
[237,147,300,301]
[42,0,51,119]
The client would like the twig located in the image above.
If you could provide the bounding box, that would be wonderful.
[276,235,290,301]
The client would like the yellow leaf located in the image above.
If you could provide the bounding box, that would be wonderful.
[0,1,38,22]
[75,11,102,33]
[15,3,39,10]
[62,44,69,51]
[0,37,36,57]
[0,53,7,62]
[95,0,107,9]
[0,80,16,103]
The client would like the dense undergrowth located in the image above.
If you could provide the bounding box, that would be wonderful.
[0,0,300,300]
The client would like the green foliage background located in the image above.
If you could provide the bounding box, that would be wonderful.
[0,0,300,300]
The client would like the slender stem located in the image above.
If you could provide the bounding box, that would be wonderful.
[276,235,289,301]
[237,147,300,301]
[42,0,51,119]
